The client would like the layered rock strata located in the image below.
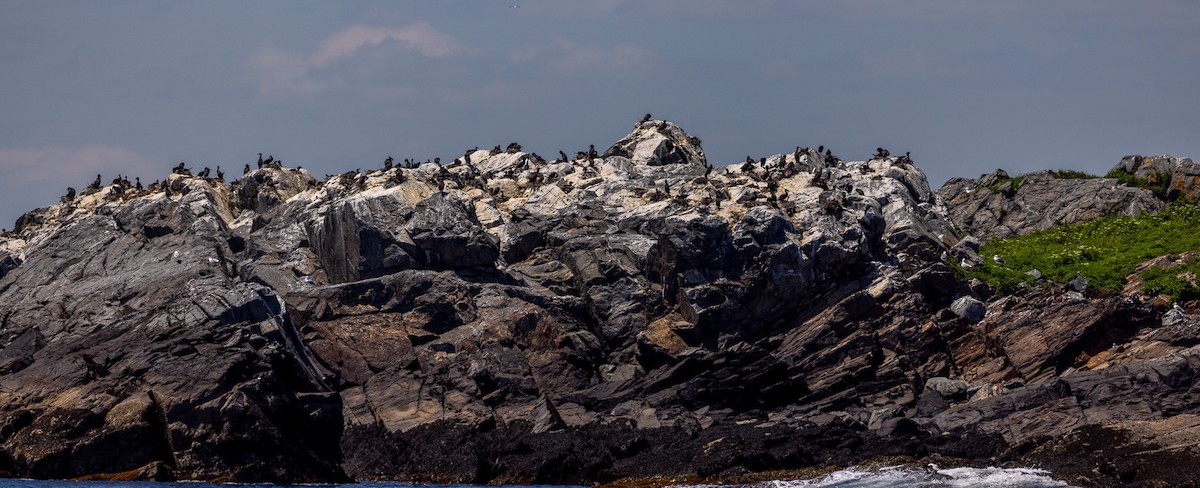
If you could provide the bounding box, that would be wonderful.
[0,121,1196,486]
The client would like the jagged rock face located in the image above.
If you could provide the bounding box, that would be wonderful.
[0,178,342,481]
[603,119,706,167]
[936,169,1165,240]
[1112,154,1200,202]
[0,121,1198,486]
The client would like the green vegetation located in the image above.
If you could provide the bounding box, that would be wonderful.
[1104,168,1171,200]
[1049,169,1098,180]
[985,174,1027,194]
[1141,256,1200,300]
[966,204,1200,297]
[982,170,1097,194]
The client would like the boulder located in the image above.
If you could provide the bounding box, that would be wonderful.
[950,296,986,322]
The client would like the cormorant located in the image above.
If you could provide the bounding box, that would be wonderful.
[216,167,224,181]
[258,153,264,166]
[263,155,274,166]
[559,150,568,162]
[244,164,251,175]
[135,177,142,191]
[642,113,652,123]
[199,167,210,178]
[91,174,102,189]
[705,165,713,178]
[588,145,597,159]
[385,156,394,170]
[66,187,76,200]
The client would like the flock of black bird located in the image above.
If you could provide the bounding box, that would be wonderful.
[36,115,916,232]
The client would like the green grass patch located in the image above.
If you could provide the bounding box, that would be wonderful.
[1049,169,1098,180]
[985,174,1027,194]
[1141,257,1200,300]
[967,204,1200,297]
[1105,168,1171,200]
[982,170,1096,194]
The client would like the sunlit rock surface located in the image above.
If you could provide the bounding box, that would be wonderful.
[0,120,1197,487]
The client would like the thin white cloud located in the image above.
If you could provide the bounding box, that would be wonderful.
[311,22,464,66]
[247,21,466,97]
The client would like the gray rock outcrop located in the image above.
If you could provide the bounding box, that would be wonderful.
[937,169,1164,239]
[0,120,1197,487]
[1111,154,1200,201]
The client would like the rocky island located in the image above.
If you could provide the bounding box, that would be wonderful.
[1,120,1199,487]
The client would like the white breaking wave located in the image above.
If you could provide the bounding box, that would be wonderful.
[760,466,1073,488]
[673,465,1074,488]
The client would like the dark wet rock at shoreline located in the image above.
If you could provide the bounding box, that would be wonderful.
[1,120,1199,485]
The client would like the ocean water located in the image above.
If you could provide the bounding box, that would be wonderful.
[0,467,1074,488]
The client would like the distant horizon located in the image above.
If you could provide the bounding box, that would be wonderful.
[4,1,1198,229]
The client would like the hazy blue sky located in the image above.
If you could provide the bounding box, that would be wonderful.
[3,1,1198,228]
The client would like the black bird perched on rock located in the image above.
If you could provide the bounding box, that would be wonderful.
[385,156,394,170]
[642,113,652,123]
[588,144,597,160]
[198,167,210,178]
[244,163,251,175]
[262,155,274,167]
[90,174,102,189]
[559,150,568,162]
[258,153,264,166]
[135,178,142,191]
[66,187,76,200]
[216,167,224,181]
[705,164,713,178]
